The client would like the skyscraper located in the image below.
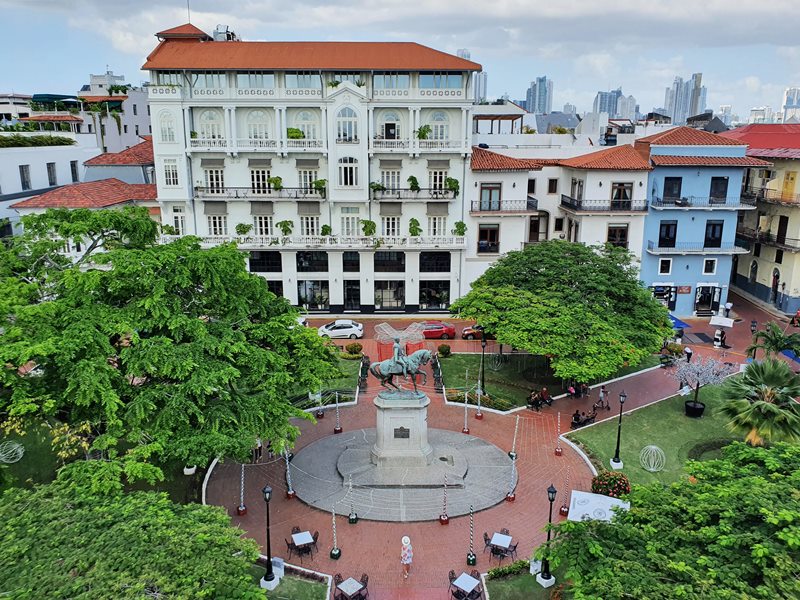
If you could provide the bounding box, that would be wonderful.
[457,49,488,103]
[783,87,800,121]
[615,94,637,120]
[526,76,553,114]
[563,103,577,115]
[593,88,623,116]
[718,105,733,126]
[664,73,707,125]
[456,48,471,60]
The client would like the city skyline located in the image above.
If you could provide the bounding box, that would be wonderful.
[2,0,799,118]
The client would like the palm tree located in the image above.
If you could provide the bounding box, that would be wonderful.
[746,322,800,359]
[718,358,800,446]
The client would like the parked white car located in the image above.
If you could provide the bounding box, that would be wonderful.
[318,319,364,339]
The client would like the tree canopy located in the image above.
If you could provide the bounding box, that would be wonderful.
[746,321,800,358]
[0,469,263,600]
[451,241,671,381]
[0,208,338,490]
[543,442,800,599]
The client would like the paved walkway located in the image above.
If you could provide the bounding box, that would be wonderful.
[205,293,785,598]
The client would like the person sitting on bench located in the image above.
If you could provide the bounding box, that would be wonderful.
[572,410,581,425]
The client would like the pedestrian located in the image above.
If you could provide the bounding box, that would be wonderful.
[581,383,590,397]
[253,438,263,463]
[684,346,693,363]
[400,535,413,578]
[720,329,728,349]
[724,301,733,318]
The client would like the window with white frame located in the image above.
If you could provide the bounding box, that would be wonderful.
[430,112,449,140]
[380,111,401,139]
[333,73,362,84]
[172,206,185,235]
[372,72,410,89]
[285,72,320,89]
[253,215,273,236]
[298,169,318,193]
[247,110,270,140]
[336,107,359,142]
[250,168,270,194]
[159,112,175,142]
[300,216,320,236]
[419,73,463,89]
[429,169,447,190]
[207,215,228,235]
[163,159,179,187]
[191,72,225,88]
[204,168,224,193]
[198,110,223,139]
[703,259,717,275]
[294,111,318,140]
[338,157,358,187]
[428,216,447,236]
[46,162,57,187]
[382,216,400,236]
[155,71,182,85]
[237,72,275,89]
[658,258,672,275]
[381,170,401,191]
[341,207,360,236]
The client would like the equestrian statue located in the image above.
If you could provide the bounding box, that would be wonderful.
[370,323,432,393]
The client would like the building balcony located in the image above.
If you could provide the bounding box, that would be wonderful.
[650,196,756,210]
[470,198,539,214]
[189,137,229,150]
[741,187,800,205]
[160,234,466,250]
[374,188,456,201]
[736,225,800,251]
[237,138,278,150]
[560,195,647,212]
[372,138,410,150]
[418,140,463,151]
[285,139,324,150]
[147,85,184,100]
[195,186,324,200]
[646,240,750,255]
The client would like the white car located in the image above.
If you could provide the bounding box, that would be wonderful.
[318,319,364,339]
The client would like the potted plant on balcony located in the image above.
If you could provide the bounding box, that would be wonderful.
[445,177,460,197]
[369,182,386,199]
[453,221,467,236]
[355,80,366,88]
[276,219,293,245]
[286,127,305,139]
[320,224,332,237]
[267,176,283,191]
[407,176,420,193]
[408,218,422,237]
[328,80,341,88]
[361,219,377,237]
[235,223,253,237]
[414,124,431,140]
[312,178,327,198]
[190,130,198,139]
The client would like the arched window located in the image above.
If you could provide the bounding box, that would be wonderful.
[430,111,449,140]
[381,111,401,139]
[336,107,359,143]
[159,112,175,143]
[294,111,317,140]
[338,157,358,187]
[247,110,269,139]
[749,260,758,284]
[198,110,223,139]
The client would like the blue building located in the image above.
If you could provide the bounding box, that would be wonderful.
[635,127,768,316]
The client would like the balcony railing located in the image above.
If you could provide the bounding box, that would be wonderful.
[418,140,462,150]
[189,137,228,149]
[646,240,750,254]
[372,138,409,149]
[741,187,800,204]
[195,186,324,200]
[160,234,466,250]
[374,188,456,200]
[470,199,539,213]
[651,195,756,209]
[285,139,324,149]
[736,226,800,250]
[335,137,360,144]
[237,138,278,149]
[560,195,647,212]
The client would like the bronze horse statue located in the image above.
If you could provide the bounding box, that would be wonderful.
[369,349,432,393]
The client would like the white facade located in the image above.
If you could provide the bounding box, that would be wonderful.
[0,94,32,121]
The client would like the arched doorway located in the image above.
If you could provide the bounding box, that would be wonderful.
[771,268,781,303]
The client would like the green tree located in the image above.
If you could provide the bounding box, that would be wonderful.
[718,358,800,446]
[543,442,800,599]
[451,241,671,381]
[0,468,263,599]
[746,321,800,358]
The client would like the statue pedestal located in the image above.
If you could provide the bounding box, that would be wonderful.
[371,390,433,468]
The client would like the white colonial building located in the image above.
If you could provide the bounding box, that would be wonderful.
[144,23,480,313]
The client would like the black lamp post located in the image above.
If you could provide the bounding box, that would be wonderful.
[750,321,758,359]
[611,391,627,469]
[261,485,275,584]
[540,483,557,582]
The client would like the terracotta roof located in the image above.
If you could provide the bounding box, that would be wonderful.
[650,155,772,167]
[636,126,745,146]
[530,159,563,167]
[471,147,541,171]
[79,96,127,103]
[719,124,800,151]
[11,179,157,210]
[156,23,213,39]
[559,145,652,170]
[143,38,481,72]
[84,137,153,166]
[746,147,800,160]
[19,114,82,122]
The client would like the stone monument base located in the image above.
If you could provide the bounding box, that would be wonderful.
[370,390,432,467]
[339,443,467,488]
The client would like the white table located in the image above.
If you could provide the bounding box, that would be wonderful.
[453,572,480,594]
[292,531,313,546]
[337,577,364,599]
[490,532,512,549]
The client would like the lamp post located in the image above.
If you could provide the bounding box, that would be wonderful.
[750,320,758,359]
[610,391,627,470]
[475,325,486,419]
[537,484,557,588]
[260,485,275,587]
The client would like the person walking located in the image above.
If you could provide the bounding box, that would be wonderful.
[724,301,733,318]
[400,536,413,578]
[684,346,693,363]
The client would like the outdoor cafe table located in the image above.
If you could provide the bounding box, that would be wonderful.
[291,531,313,547]
[490,532,512,549]
[453,572,480,595]
[337,577,364,599]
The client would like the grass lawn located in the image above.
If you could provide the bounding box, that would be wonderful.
[327,357,361,390]
[569,384,736,485]
[486,565,567,599]
[249,565,327,600]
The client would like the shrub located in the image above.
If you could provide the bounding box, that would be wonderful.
[438,344,451,358]
[345,342,363,355]
[0,134,76,148]
[591,470,631,498]
[486,559,529,580]
[340,353,362,360]
[665,342,684,356]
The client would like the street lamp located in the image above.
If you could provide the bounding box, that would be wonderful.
[260,485,275,586]
[750,320,758,335]
[476,325,486,419]
[611,391,627,470]
[537,483,558,588]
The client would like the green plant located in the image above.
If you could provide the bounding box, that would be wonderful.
[0,135,76,148]
[345,342,363,355]
[408,218,422,236]
[438,344,451,358]
[522,125,537,134]
[190,130,198,139]
[267,176,283,191]
[286,127,305,139]
[235,223,253,236]
[312,179,327,197]
[414,124,432,140]
[361,220,377,236]
[320,224,332,236]
[486,559,530,580]
[407,175,420,192]
[327,80,341,88]
[453,221,467,236]
[369,182,387,193]
[591,470,631,498]
[445,177,460,196]
[110,110,123,135]
[665,342,684,356]
[355,80,366,87]
[160,224,178,235]
[276,220,294,236]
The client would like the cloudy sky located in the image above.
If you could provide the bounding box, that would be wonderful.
[4,0,799,118]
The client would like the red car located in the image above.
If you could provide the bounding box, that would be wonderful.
[461,326,495,340]
[422,321,456,339]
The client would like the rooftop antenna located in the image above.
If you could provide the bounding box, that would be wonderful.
[187,0,191,22]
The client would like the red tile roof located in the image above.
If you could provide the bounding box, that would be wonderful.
[747,147,800,160]
[19,114,82,122]
[471,147,541,171]
[11,179,157,210]
[79,95,128,103]
[650,155,772,167]
[143,38,481,72]
[636,126,745,146]
[84,137,153,166]
[719,124,800,157]
[559,145,652,170]
[156,23,213,39]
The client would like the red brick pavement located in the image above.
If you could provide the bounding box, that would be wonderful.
[205,295,789,598]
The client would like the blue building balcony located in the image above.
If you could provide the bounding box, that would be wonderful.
[646,240,750,255]
[650,195,756,210]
